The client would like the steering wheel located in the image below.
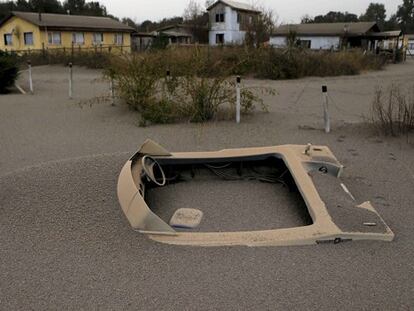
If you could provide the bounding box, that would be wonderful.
[141,155,166,187]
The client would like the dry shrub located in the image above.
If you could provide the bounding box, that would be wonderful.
[107,48,274,125]
[371,84,414,136]
[253,48,386,79]
[16,49,111,69]
[0,51,19,93]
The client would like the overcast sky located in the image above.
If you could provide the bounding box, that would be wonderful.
[98,0,403,24]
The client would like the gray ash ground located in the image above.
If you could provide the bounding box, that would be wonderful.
[1,63,413,310]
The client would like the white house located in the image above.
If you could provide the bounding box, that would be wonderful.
[207,0,260,46]
[270,22,393,51]
[406,34,414,56]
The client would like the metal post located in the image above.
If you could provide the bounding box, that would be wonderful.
[236,76,241,124]
[109,78,115,106]
[165,70,171,100]
[69,62,73,99]
[322,85,330,133]
[28,60,33,94]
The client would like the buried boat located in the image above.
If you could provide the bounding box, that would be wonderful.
[117,139,394,247]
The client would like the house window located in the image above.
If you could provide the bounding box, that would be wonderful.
[93,33,104,44]
[4,33,12,46]
[48,32,61,45]
[408,43,414,50]
[72,32,85,45]
[24,32,34,45]
[216,33,224,44]
[249,16,253,24]
[114,33,123,45]
[215,13,225,23]
[237,13,241,23]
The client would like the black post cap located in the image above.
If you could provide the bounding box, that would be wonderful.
[27,60,31,65]
[69,62,73,67]
[322,85,328,93]
[166,70,170,76]
[236,76,241,83]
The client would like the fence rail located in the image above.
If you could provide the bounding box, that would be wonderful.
[2,44,131,56]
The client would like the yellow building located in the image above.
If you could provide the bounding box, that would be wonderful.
[0,11,134,52]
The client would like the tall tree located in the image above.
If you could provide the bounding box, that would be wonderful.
[396,0,414,32]
[360,3,386,28]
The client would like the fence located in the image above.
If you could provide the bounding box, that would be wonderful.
[3,44,131,68]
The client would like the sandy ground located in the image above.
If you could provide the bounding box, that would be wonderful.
[1,62,414,310]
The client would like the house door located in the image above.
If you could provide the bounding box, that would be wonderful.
[216,34,224,45]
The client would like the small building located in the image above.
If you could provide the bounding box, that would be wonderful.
[131,32,155,51]
[207,0,261,46]
[152,24,194,44]
[0,11,134,52]
[270,22,401,51]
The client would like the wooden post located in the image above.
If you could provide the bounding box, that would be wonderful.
[68,62,73,99]
[28,60,33,94]
[322,85,330,133]
[236,76,241,124]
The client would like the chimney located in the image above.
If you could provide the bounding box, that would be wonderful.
[38,12,42,22]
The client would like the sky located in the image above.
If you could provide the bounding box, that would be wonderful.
[98,0,403,24]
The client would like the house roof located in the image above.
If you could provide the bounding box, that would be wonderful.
[207,0,261,13]
[0,11,134,32]
[160,30,192,38]
[367,30,402,38]
[272,22,380,37]
[131,32,156,37]
[155,24,208,32]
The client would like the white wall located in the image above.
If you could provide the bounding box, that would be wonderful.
[269,36,286,47]
[407,39,414,56]
[270,35,341,50]
[209,6,245,45]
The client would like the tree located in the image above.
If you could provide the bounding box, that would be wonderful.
[122,17,138,30]
[28,0,63,13]
[300,14,313,24]
[83,1,106,16]
[62,0,106,16]
[396,0,414,32]
[304,11,359,23]
[183,0,203,22]
[384,14,399,31]
[138,20,155,32]
[182,0,208,43]
[360,3,386,28]
[245,8,277,47]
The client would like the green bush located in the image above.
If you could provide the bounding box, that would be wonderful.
[0,51,19,94]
